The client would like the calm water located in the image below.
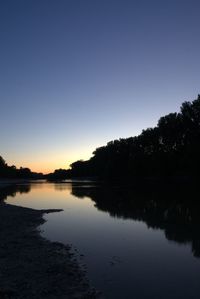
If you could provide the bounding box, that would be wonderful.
[4,181,200,299]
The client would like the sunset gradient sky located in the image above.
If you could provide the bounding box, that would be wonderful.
[1,0,200,173]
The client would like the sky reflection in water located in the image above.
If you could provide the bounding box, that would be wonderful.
[5,182,200,299]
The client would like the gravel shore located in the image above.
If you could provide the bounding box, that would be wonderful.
[0,202,98,299]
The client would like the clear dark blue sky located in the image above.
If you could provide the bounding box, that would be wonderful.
[1,0,200,172]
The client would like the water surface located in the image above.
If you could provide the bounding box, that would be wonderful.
[5,181,200,299]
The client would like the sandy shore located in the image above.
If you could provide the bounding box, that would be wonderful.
[0,202,98,299]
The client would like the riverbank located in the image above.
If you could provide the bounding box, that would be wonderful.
[0,202,98,298]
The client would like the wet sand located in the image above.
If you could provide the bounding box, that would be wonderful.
[0,202,98,298]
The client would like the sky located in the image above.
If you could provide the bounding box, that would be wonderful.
[0,0,200,173]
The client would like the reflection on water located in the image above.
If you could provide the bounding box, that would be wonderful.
[71,183,200,259]
[2,181,200,298]
[0,184,30,201]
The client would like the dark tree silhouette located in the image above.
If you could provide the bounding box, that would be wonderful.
[0,156,6,167]
[46,168,70,181]
[0,156,43,179]
[67,95,200,180]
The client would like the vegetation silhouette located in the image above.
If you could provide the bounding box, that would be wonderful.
[0,156,43,179]
[46,169,70,181]
[71,181,200,258]
[2,94,200,181]
[62,95,200,181]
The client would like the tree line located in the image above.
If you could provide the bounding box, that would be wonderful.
[49,95,200,180]
[2,95,200,181]
[0,156,43,179]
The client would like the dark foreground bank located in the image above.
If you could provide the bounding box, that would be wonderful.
[0,203,98,299]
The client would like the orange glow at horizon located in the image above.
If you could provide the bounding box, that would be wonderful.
[6,148,95,174]
[26,162,71,174]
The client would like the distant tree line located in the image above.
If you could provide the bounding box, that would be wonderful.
[0,156,43,179]
[60,95,200,180]
[46,169,70,181]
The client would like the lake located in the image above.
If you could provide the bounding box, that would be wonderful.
[4,181,200,298]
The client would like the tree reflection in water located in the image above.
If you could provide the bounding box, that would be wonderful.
[71,181,200,258]
[1,181,200,259]
[0,184,31,202]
